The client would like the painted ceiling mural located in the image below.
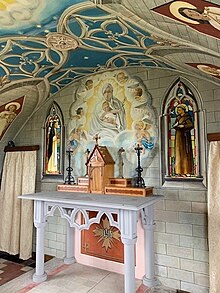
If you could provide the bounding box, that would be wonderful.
[0,0,175,98]
[67,69,156,178]
[0,0,220,141]
[0,0,219,99]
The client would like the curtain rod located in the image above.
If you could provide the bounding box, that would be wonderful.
[4,145,40,152]
[207,133,220,142]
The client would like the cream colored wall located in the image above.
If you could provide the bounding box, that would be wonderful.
[14,67,219,293]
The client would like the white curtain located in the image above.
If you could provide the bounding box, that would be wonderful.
[0,151,37,260]
[208,141,220,293]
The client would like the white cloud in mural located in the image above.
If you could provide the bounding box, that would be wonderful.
[0,0,43,28]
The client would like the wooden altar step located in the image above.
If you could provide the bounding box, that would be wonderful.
[107,178,132,187]
[76,177,133,188]
[104,186,153,197]
[57,184,153,197]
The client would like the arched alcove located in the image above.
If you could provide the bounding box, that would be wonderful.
[42,102,65,180]
[160,77,206,187]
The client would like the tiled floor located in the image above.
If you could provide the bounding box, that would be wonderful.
[0,252,52,286]
[0,253,188,293]
[0,259,33,286]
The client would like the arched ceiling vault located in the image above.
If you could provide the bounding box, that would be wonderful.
[0,0,220,142]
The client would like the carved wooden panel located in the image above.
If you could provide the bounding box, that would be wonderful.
[81,212,124,263]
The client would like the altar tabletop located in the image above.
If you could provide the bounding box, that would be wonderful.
[20,191,161,211]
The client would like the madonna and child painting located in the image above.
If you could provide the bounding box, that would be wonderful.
[66,70,156,177]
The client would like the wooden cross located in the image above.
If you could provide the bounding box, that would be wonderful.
[94,134,101,145]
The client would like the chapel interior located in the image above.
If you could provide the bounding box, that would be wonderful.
[0,0,220,292]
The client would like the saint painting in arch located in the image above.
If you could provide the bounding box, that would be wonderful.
[44,103,63,175]
[152,0,220,39]
[163,81,200,178]
[172,103,194,176]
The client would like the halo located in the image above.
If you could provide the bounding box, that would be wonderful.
[5,102,21,110]
[169,1,200,25]
[175,103,188,114]
[197,64,220,76]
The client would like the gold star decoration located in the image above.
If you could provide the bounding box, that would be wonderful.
[93,217,121,252]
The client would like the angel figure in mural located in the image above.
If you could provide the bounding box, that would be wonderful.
[173,104,194,176]
[169,1,220,35]
[47,119,60,173]
[90,83,126,137]
[133,87,143,101]
[85,79,93,90]
[0,102,20,138]
[135,120,154,150]
[116,71,128,84]
[68,125,87,149]
[68,107,87,149]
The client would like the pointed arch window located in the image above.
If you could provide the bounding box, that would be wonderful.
[160,79,205,185]
[43,102,64,178]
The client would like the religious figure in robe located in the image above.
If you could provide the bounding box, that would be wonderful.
[177,6,220,31]
[169,1,220,39]
[153,1,220,40]
[90,83,126,138]
[197,64,220,77]
[47,120,60,173]
[173,104,194,176]
[0,102,20,139]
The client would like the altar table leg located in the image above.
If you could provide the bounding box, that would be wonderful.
[33,222,47,282]
[64,222,76,264]
[33,201,47,283]
[123,239,136,293]
[141,205,157,287]
[120,210,138,293]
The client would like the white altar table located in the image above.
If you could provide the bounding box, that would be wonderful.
[19,191,162,293]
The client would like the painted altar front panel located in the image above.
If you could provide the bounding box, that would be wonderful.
[81,212,124,263]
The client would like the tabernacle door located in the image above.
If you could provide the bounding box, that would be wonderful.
[89,166,103,193]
